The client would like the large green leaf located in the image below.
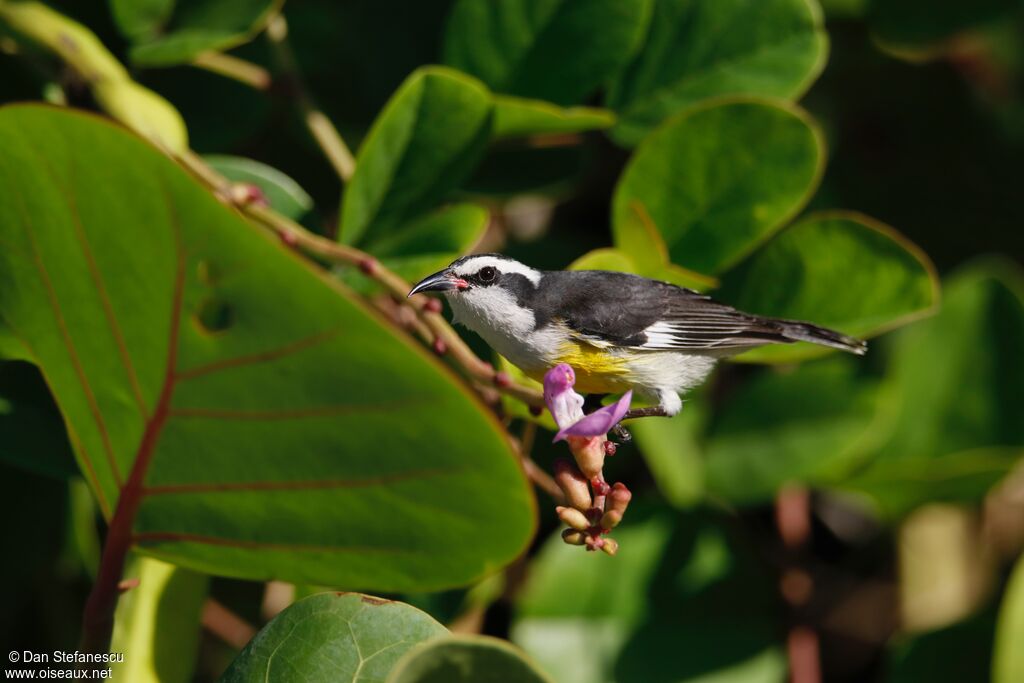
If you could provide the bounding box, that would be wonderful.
[0,105,535,590]
[995,554,1024,683]
[339,67,493,246]
[842,260,1024,517]
[612,99,823,276]
[718,212,939,363]
[630,388,708,508]
[512,507,784,683]
[124,0,283,66]
[705,357,880,505]
[221,593,447,682]
[607,0,828,145]
[387,635,554,683]
[443,0,651,105]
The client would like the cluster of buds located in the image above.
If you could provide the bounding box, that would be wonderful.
[543,363,633,555]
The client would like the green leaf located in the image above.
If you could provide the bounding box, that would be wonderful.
[512,507,783,683]
[493,96,615,139]
[443,0,652,105]
[128,0,283,66]
[630,392,709,507]
[204,155,313,221]
[704,357,880,505]
[719,212,939,363]
[842,259,1024,517]
[110,555,208,683]
[612,99,823,275]
[0,361,77,478]
[222,593,448,682]
[886,607,997,683]
[607,0,828,145]
[109,0,175,41]
[995,554,1024,683]
[0,105,535,590]
[387,635,554,683]
[340,66,493,246]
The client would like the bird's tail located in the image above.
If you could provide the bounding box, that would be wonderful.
[775,320,867,355]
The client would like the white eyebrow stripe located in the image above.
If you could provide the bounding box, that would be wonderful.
[453,256,541,285]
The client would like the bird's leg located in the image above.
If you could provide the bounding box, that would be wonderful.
[623,406,670,420]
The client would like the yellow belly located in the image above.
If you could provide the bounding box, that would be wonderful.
[524,340,635,395]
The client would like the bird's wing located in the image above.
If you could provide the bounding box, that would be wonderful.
[537,271,794,352]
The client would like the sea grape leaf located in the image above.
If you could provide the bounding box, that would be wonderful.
[612,99,823,276]
[493,96,615,139]
[719,212,939,363]
[842,259,1024,517]
[339,66,493,247]
[387,635,554,683]
[109,0,175,41]
[126,0,283,66]
[0,105,535,590]
[443,0,651,105]
[607,0,828,145]
[222,593,447,682]
[204,155,313,221]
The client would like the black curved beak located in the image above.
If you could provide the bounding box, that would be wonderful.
[408,269,463,297]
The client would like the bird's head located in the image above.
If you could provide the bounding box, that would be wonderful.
[407,253,540,300]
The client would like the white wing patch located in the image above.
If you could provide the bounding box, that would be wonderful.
[639,320,769,350]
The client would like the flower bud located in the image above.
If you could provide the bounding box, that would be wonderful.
[556,506,591,531]
[561,528,586,546]
[567,435,605,479]
[600,537,620,556]
[599,483,632,529]
[554,459,592,511]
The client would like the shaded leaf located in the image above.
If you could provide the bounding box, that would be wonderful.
[110,555,208,683]
[109,0,175,41]
[204,155,313,221]
[387,635,554,683]
[222,593,448,682]
[842,259,1024,517]
[995,554,1024,683]
[128,0,283,66]
[443,0,651,105]
[340,66,493,246]
[886,607,997,683]
[612,99,823,275]
[868,0,1018,50]
[630,392,709,508]
[705,357,880,505]
[607,0,828,145]
[493,96,615,139]
[0,105,535,590]
[719,212,939,363]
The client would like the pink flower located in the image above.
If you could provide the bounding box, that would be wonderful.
[543,364,632,442]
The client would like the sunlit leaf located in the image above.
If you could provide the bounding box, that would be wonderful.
[720,212,939,363]
[994,554,1024,683]
[340,67,493,246]
[607,0,828,145]
[387,635,554,683]
[613,99,823,275]
[0,105,535,590]
[222,593,448,682]
[443,0,651,105]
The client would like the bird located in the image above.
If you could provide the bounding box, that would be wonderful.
[408,253,866,419]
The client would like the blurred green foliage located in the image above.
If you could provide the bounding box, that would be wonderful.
[0,0,1021,681]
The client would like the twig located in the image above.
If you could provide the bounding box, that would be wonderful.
[174,150,543,408]
[192,51,271,90]
[776,486,820,683]
[265,14,355,182]
[202,599,258,649]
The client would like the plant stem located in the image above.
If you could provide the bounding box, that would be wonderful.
[175,150,543,408]
[192,51,271,90]
[265,14,355,182]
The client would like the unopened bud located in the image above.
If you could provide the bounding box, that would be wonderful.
[600,538,619,556]
[494,371,512,388]
[422,298,442,314]
[604,440,617,456]
[599,483,632,529]
[554,459,592,511]
[432,338,447,355]
[568,436,605,479]
[358,257,378,275]
[561,528,586,546]
[556,506,590,531]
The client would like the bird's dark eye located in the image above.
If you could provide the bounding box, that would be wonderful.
[478,266,497,283]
